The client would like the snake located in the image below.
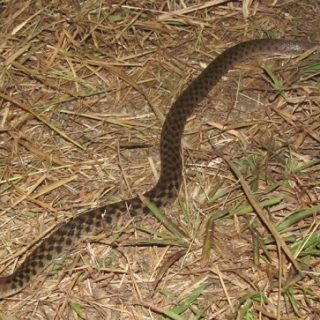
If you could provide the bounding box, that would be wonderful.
[0,39,318,299]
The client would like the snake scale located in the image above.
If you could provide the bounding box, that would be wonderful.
[0,39,318,299]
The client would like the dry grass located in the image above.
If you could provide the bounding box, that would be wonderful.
[0,1,320,319]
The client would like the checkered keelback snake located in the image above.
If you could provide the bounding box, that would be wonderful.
[0,39,318,298]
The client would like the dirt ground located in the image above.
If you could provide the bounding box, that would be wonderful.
[0,1,319,319]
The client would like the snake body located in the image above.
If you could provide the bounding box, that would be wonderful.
[0,39,318,299]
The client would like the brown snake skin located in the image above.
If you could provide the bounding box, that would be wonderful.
[0,39,318,299]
